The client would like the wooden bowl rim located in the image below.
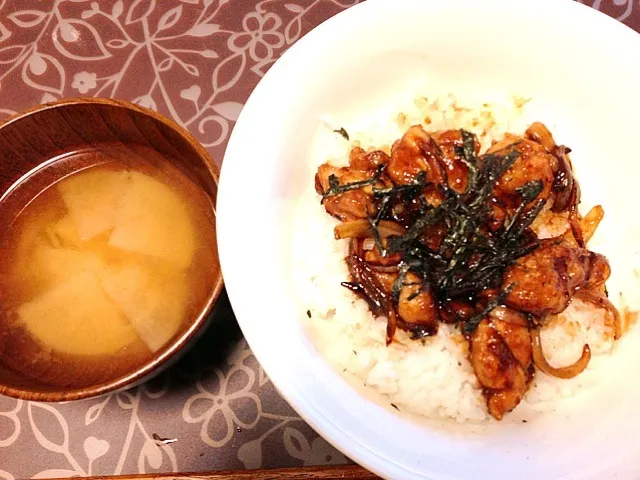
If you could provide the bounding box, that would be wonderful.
[0,97,225,402]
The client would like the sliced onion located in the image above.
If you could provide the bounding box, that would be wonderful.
[568,212,585,248]
[368,264,400,274]
[345,239,400,345]
[563,206,604,248]
[489,306,527,326]
[334,219,404,240]
[346,239,393,316]
[532,328,591,379]
[580,205,604,245]
[575,289,622,340]
[550,143,579,214]
[386,308,398,345]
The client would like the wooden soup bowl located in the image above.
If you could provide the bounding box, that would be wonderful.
[0,98,223,401]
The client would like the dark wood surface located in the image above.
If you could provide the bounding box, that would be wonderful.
[51,465,379,480]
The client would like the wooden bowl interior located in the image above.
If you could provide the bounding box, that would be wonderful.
[0,99,222,401]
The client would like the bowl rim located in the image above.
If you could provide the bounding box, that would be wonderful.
[217,0,640,478]
[0,97,225,402]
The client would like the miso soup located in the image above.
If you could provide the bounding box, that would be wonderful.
[0,144,217,388]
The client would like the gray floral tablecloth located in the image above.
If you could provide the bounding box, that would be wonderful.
[0,0,638,478]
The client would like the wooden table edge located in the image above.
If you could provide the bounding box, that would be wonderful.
[47,464,380,480]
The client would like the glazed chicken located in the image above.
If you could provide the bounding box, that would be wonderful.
[470,307,533,420]
[315,121,619,420]
[503,238,611,317]
[386,126,475,204]
[344,239,440,339]
[315,164,380,221]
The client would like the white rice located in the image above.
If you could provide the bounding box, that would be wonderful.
[291,93,617,423]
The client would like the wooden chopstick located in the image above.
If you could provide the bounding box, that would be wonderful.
[51,464,380,480]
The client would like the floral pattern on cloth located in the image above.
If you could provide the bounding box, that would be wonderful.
[0,0,638,477]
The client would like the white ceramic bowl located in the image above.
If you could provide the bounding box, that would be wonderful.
[217,0,640,478]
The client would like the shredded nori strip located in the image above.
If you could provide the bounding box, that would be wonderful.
[372,171,427,201]
[456,129,480,187]
[386,145,536,302]
[322,164,385,200]
[367,213,386,256]
[369,171,429,256]
[353,129,545,334]
[334,127,349,140]
[461,284,515,335]
[386,203,445,254]
[325,127,549,335]
[409,325,434,341]
[391,262,411,303]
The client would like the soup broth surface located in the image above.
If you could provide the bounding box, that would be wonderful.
[0,144,217,388]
